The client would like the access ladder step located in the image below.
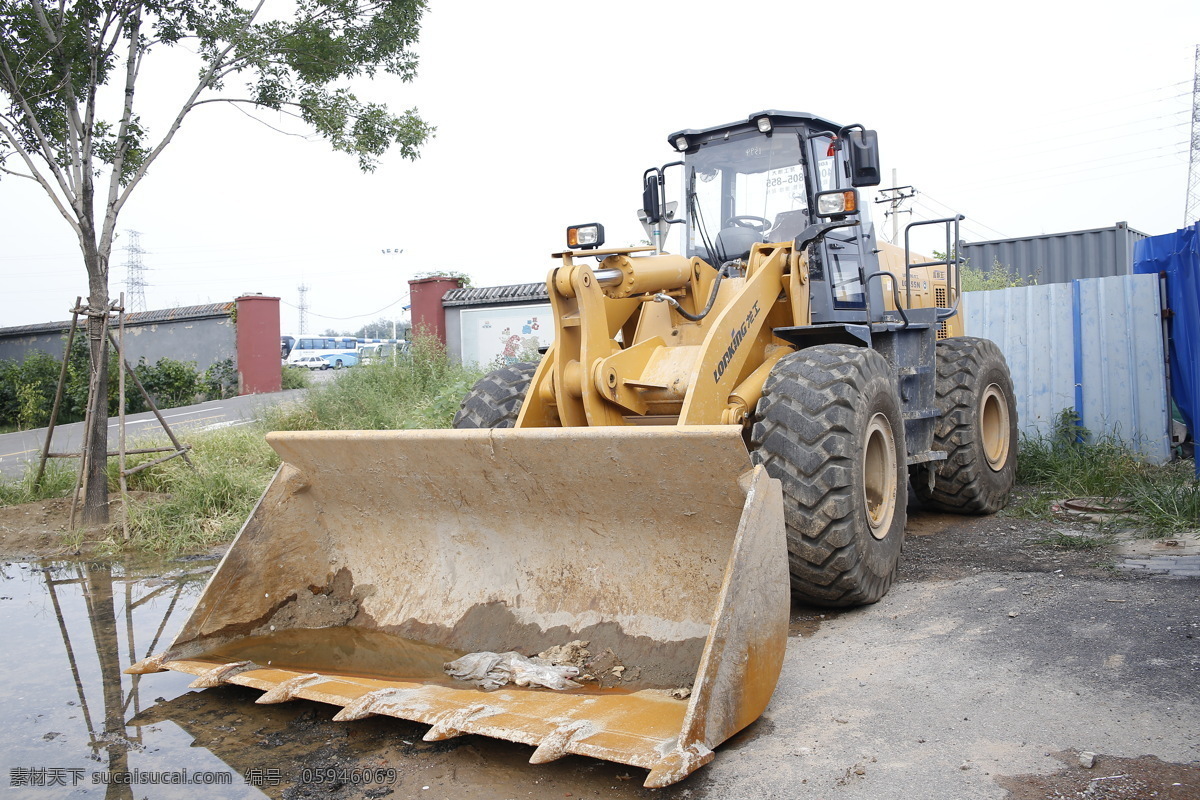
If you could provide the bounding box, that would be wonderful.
[906,449,948,466]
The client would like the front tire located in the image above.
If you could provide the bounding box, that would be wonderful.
[912,337,1017,514]
[750,344,908,607]
[452,362,539,429]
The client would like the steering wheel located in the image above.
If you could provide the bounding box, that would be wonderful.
[724,215,771,234]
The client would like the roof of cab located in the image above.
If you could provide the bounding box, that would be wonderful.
[666,110,844,148]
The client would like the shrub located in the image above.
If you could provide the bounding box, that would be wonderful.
[961,259,1038,292]
[280,363,312,390]
[133,357,201,408]
[203,358,238,400]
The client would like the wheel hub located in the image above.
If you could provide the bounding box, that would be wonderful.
[863,412,897,539]
[980,384,1011,471]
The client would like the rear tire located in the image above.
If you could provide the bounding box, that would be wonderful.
[452,362,539,429]
[750,344,907,607]
[912,337,1017,514]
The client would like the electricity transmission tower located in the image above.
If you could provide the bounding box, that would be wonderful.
[123,229,148,312]
[297,283,310,334]
[1187,44,1200,226]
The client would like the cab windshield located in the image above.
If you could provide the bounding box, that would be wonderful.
[685,131,811,262]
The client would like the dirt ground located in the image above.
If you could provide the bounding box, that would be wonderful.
[0,491,171,560]
[3,489,1199,799]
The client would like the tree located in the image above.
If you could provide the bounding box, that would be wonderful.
[0,1,433,524]
[354,316,405,339]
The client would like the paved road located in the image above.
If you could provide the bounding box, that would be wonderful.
[0,388,307,478]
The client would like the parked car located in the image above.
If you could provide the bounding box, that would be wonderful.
[322,353,359,369]
[290,355,330,370]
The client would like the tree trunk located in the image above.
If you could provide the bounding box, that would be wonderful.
[82,235,110,527]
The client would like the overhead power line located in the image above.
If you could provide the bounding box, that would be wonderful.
[279,293,411,322]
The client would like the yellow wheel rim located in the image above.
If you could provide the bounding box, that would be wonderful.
[863,412,897,539]
[980,384,1011,470]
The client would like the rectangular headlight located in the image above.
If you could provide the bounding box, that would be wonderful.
[566,223,605,249]
[815,190,859,217]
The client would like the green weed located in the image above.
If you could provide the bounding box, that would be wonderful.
[0,460,77,506]
[270,335,484,432]
[1015,409,1200,536]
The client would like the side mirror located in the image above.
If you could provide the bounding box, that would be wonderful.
[642,174,662,224]
[847,129,881,187]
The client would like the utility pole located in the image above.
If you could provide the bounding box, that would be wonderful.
[1186,44,1200,226]
[297,283,310,335]
[123,230,148,313]
[381,247,404,340]
[874,169,916,244]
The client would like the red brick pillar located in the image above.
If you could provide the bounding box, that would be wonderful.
[408,276,463,344]
[235,294,281,394]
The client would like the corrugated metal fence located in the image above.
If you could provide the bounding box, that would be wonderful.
[962,273,1170,463]
[960,222,1147,285]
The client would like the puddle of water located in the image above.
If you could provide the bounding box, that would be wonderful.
[0,558,707,799]
[0,557,265,799]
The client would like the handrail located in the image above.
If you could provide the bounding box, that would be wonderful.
[864,271,909,328]
[903,215,964,321]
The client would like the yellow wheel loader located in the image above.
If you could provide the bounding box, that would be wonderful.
[131,111,1017,787]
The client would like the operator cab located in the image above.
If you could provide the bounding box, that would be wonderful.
[644,111,883,321]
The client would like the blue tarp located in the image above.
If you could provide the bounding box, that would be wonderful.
[1134,222,1200,470]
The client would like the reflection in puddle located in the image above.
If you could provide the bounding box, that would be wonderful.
[0,557,262,799]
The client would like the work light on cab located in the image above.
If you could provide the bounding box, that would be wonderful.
[815,189,859,218]
[567,223,605,249]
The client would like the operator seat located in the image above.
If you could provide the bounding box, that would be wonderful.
[713,226,764,263]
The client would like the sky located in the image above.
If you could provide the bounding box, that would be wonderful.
[2,0,1199,334]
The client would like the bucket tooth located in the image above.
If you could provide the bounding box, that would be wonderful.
[422,704,492,742]
[255,673,323,704]
[331,689,389,722]
[645,743,715,789]
[331,686,424,724]
[529,720,595,764]
[188,661,254,689]
[125,653,168,675]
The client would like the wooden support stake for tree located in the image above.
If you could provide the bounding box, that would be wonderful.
[70,303,111,530]
[118,294,129,542]
[34,298,82,489]
[104,331,195,471]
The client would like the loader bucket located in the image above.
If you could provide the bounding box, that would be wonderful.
[129,426,788,787]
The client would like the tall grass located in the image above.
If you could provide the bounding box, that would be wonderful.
[0,460,78,506]
[266,336,485,432]
[118,425,282,553]
[1014,409,1200,535]
[0,336,488,554]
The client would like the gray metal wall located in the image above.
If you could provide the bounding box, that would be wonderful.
[963,273,1170,463]
[0,316,236,372]
[960,222,1147,286]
